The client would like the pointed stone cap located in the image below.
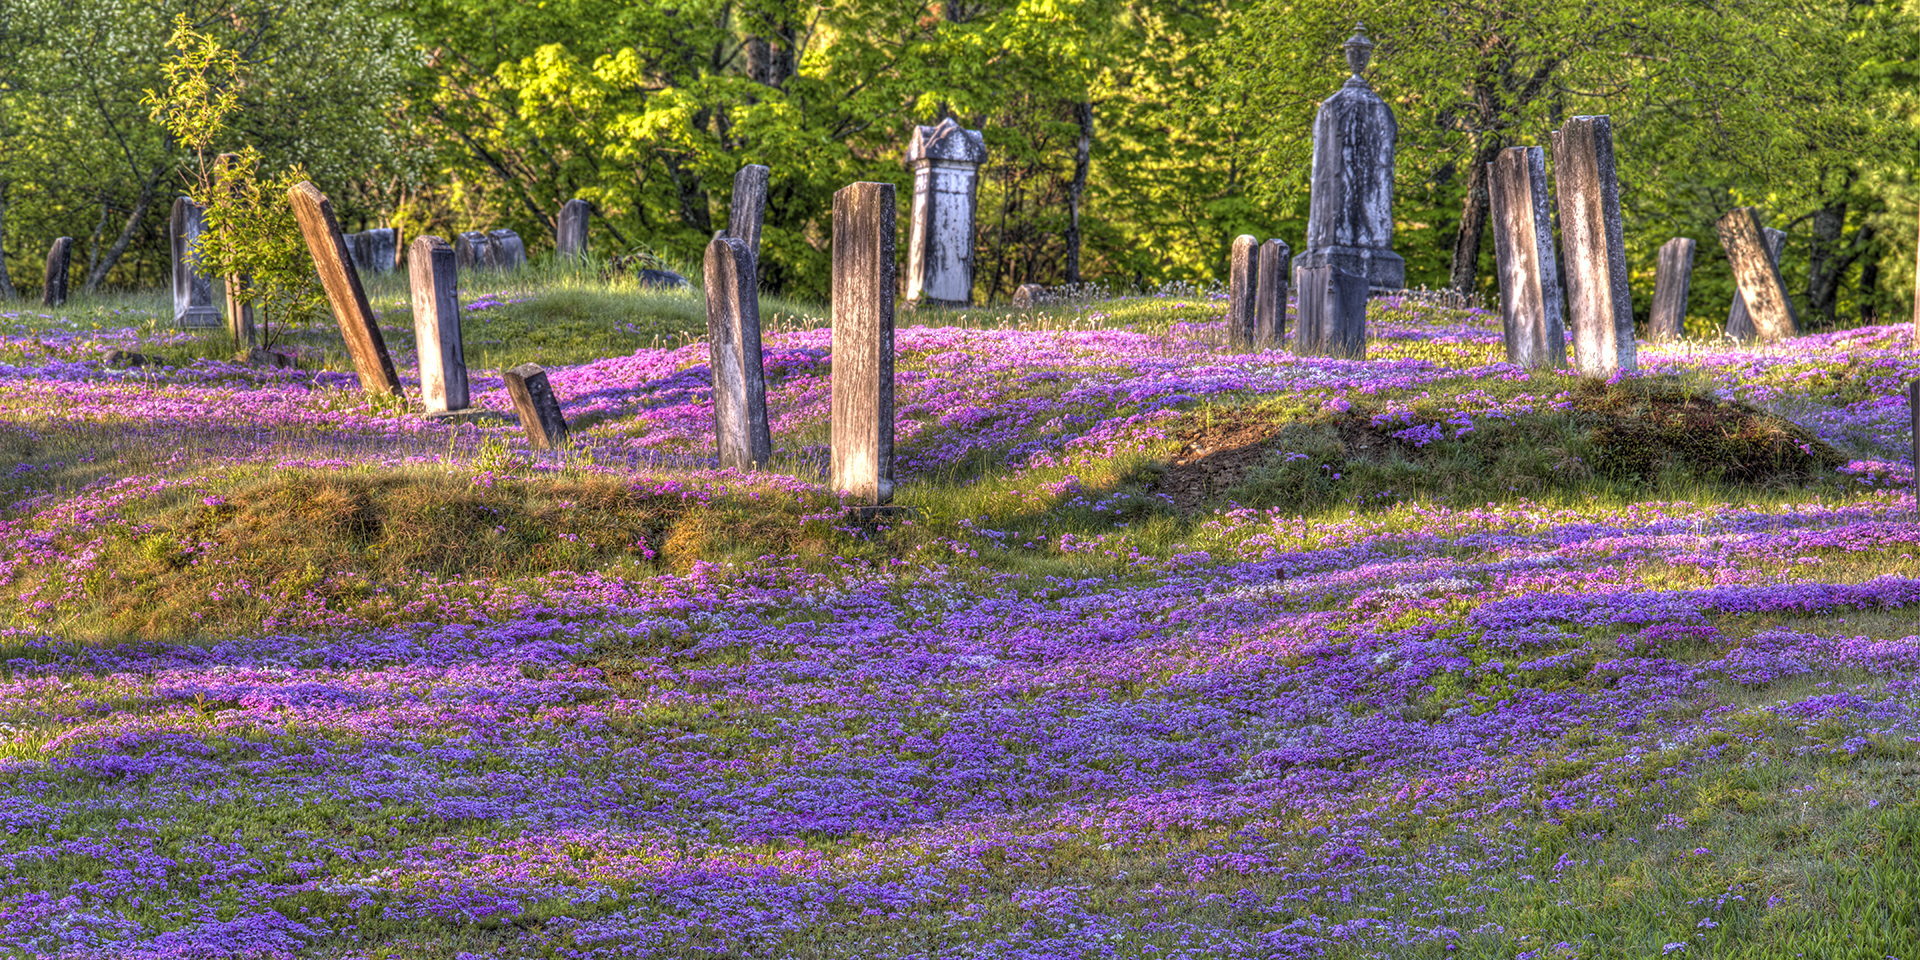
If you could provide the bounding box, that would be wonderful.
[904,117,987,165]
[1344,23,1375,77]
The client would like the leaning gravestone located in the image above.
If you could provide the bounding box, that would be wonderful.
[1722,219,1792,342]
[831,182,896,505]
[1299,24,1404,291]
[728,165,770,269]
[903,118,987,307]
[1487,145,1567,369]
[455,231,495,271]
[42,238,71,308]
[1552,115,1635,376]
[705,235,772,471]
[1256,239,1292,350]
[1297,264,1368,359]
[171,197,221,328]
[286,181,403,395]
[409,236,470,414]
[1649,237,1697,341]
[504,363,569,449]
[557,199,591,260]
[488,229,527,271]
[1227,235,1260,351]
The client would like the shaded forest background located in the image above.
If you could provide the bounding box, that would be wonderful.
[0,0,1917,328]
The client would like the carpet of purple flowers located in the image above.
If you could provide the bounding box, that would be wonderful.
[1,292,1919,959]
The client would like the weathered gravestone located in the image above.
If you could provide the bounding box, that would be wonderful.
[1487,145,1567,369]
[1227,235,1260,350]
[1720,215,1793,342]
[504,363,569,449]
[903,118,987,307]
[1296,264,1368,359]
[831,182,896,505]
[488,230,527,271]
[409,236,470,414]
[356,228,401,275]
[728,165,770,269]
[1012,284,1047,309]
[455,231,496,271]
[287,181,403,395]
[1649,238,1697,341]
[42,238,71,308]
[556,199,591,260]
[216,154,256,349]
[1298,24,1405,291]
[705,235,772,471]
[1255,239,1292,351]
[170,197,221,328]
[1552,115,1635,376]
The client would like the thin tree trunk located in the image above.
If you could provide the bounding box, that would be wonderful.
[1449,136,1504,295]
[0,181,16,300]
[1064,100,1092,285]
[85,163,169,293]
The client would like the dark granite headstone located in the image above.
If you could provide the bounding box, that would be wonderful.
[455,231,495,271]
[1296,264,1368,359]
[504,363,569,449]
[705,236,772,471]
[42,237,71,308]
[557,199,591,260]
[409,236,469,413]
[170,197,220,328]
[831,182,896,504]
[488,229,527,271]
[286,181,403,395]
[1298,25,1404,291]
[1487,145,1567,369]
[1255,239,1292,350]
[1552,116,1635,375]
[1649,237,1696,341]
[904,119,987,307]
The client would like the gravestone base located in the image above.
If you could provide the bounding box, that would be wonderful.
[423,407,509,423]
[1294,246,1404,292]
[177,307,222,329]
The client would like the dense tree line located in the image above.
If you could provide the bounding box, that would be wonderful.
[0,0,1913,326]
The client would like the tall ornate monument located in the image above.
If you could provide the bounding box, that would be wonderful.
[903,118,987,307]
[1298,24,1404,291]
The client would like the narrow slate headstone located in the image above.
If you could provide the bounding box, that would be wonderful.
[455,231,495,271]
[557,199,591,260]
[488,229,527,271]
[409,236,469,414]
[1551,115,1635,376]
[1296,264,1368,359]
[1722,218,1793,342]
[1227,235,1259,351]
[1255,239,1292,350]
[729,165,770,268]
[831,181,896,504]
[903,119,987,307]
[504,363,568,449]
[41,237,71,308]
[342,232,366,272]
[286,181,403,395]
[1012,283,1046,308]
[1299,25,1405,290]
[216,153,256,349]
[705,235,772,471]
[1487,145,1567,369]
[359,228,400,274]
[170,197,221,328]
[1649,238,1697,341]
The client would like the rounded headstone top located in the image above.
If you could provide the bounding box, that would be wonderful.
[1344,23,1375,81]
[904,117,988,165]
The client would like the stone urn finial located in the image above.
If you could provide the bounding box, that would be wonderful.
[1344,23,1375,79]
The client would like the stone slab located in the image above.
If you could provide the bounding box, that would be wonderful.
[1722,218,1792,342]
[1227,235,1259,351]
[705,235,772,471]
[1552,116,1635,376]
[557,199,591,260]
[1301,28,1404,291]
[904,118,985,307]
[830,181,896,505]
[287,181,403,395]
[503,362,569,450]
[488,229,527,271]
[409,235,469,413]
[729,165,770,268]
[1255,239,1291,351]
[455,231,495,271]
[1487,145,1567,369]
[1649,237,1696,341]
[171,197,220,328]
[1296,264,1368,359]
[42,237,70,308]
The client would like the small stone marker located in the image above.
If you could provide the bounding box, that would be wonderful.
[170,197,221,328]
[831,182,896,505]
[1012,283,1046,308]
[638,268,690,289]
[729,165,770,268]
[1227,235,1259,351]
[1487,145,1567,369]
[286,181,403,395]
[1255,239,1291,350]
[1649,238,1697,341]
[409,236,469,414]
[359,228,400,274]
[488,229,527,271]
[903,118,987,307]
[1721,216,1793,342]
[1300,24,1405,291]
[1551,115,1635,376]
[42,237,71,308]
[705,236,772,471]
[504,363,568,450]
[557,199,591,260]
[455,231,495,271]
[1296,264,1368,359]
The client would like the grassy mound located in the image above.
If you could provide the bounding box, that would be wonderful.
[1151,377,1849,512]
